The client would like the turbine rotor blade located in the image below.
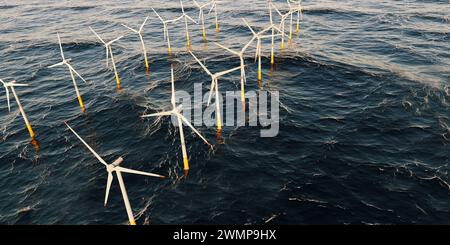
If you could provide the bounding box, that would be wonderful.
[0,80,11,112]
[67,64,88,83]
[163,24,168,40]
[122,24,138,33]
[115,166,166,179]
[48,62,65,68]
[215,66,242,77]
[141,111,173,117]
[186,14,198,24]
[254,42,258,62]
[2,85,11,112]
[176,113,210,146]
[260,25,273,35]
[107,35,124,46]
[89,27,106,44]
[271,2,283,16]
[189,51,212,76]
[139,16,150,32]
[242,36,256,52]
[64,122,109,167]
[242,18,256,35]
[201,2,212,8]
[214,42,239,55]
[106,47,109,67]
[207,2,216,14]
[206,78,215,106]
[5,88,10,112]
[10,83,29,87]
[152,8,164,22]
[104,172,113,206]
[170,65,176,108]
[170,15,184,23]
[193,0,200,8]
[57,33,65,60]
[180,0,185,14]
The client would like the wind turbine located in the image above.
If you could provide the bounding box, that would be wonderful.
[193,0,213,43]
[265,1,287,65]
[142,65,210,174]
[65,122,165,225]
[207,0,220,33]
[89,27,124,90]
[152,8,178,56]
[242,18,278,82]
[0,79,35,140]
[271,1,294,50]
[189,51,242,132]
[286,0,294,42]
[122,16,151,70]
[173,0,198,50]
[289,0,303,36]
[48,33,88,113]
[213,32,256,107]
[268,0,275,65]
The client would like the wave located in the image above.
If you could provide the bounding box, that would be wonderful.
[0,5,17,10]
[303,7,375,18]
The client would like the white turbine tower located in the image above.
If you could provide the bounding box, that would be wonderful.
[0,79,35,140]
[122,16,151,70]
[89,27,124,90]
[65,122,165,225]
[142,65,211,174]
[48,33,88,113]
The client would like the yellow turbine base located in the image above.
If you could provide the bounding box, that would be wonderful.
[31,138,40,152]
[115,75,121,86]
[168,47,172,56]
[77,95,85,113]
[183,157,189,171]
[129,220,136,226]
[26,123,35,139]
[144,58,149,70]
[258,70,262,81]
[186,36,191,50]
[270,54,274,65]
[216,22,219,33]
[216,128,222,142]
[217,120,222,131]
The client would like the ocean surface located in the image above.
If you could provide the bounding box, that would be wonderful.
[0,0,449,224]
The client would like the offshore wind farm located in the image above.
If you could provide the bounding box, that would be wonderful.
[0,0,449,225]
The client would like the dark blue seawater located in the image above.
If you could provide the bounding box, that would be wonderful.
[0,0,449,224]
